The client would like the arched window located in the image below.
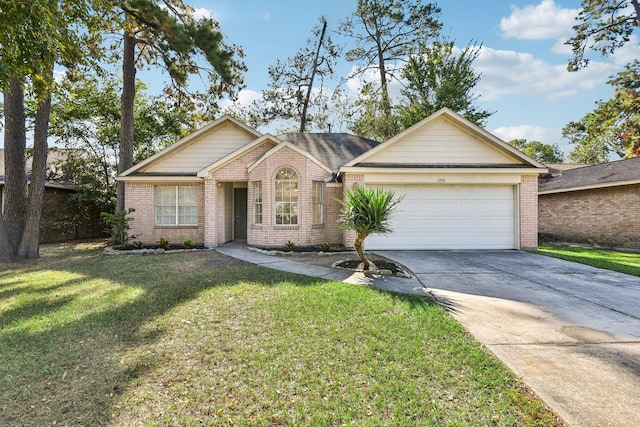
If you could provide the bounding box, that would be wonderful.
[275,168,298,225]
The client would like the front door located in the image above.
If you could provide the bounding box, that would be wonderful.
[233,188,247,240]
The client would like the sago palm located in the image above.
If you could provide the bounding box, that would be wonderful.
[338,186,403,270]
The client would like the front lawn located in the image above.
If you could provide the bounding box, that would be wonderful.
[539,244,640,277]
[1,242,559,426]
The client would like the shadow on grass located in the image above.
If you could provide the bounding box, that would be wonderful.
[0,248,319,426]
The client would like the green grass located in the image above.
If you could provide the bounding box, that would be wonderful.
[539,244,640,277]
[1,242,559,426]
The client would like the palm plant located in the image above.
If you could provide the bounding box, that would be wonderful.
[338,186,403,270]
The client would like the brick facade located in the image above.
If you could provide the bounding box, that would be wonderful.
[127,142,344,248]
[519,175,539,250]
[245,146,342,248]
[539,184,640,249]
[125,181,205,245]
[122,114,545,251]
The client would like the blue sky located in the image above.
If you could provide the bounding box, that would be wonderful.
[5,1,637,157]
[181,0,639,158]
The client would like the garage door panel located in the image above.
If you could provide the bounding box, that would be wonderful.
[365,184,516,250]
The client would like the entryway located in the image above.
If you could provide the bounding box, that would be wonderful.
[221,182,248,243]
[233,187,247,241]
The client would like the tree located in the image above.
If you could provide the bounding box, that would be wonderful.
[508,139,565,163]
[339,0,442,140]
[0,0,114,261]
[563,60,640,163]
[338,186,403,270]
[115,0,246,212]
[257,17,340,133]
[398,40,493,129]
[49,74,196,213]
[567,0,640,71]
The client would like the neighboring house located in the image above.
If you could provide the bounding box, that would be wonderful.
[118,108,547,250]
[539,157,640,249]
[0,149,103,242]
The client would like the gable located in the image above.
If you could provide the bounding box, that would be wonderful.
[142,122,260,174]
[362,116,522,166]
[197,137,279,178]
[343,108,545,171]
[119,115,263,177]
[248,141,332,174]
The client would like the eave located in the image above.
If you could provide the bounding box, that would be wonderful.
[539,178,640,195]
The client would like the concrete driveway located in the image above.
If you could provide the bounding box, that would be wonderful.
[375,250,640,427]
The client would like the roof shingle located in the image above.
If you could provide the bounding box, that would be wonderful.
[277,133,379,172]
[539,157,640,192]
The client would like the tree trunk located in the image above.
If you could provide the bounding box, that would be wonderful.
[631,0,640,26]
[0,77,28,262]
[354,232,373,270]
[376,31,392,119]
[116,24,136,213]
[17,84,52,259]
[300,19,327,132]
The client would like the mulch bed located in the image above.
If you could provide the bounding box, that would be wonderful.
[255,245,348,253]
[333,259,407,276]
[111,244,207,251]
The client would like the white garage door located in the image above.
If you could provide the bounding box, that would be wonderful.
[365,184,516,250]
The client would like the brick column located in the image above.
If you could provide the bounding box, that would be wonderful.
[519,175,539,251]
[204,178,217,247]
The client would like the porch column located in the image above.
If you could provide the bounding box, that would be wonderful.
[204,178,217,247]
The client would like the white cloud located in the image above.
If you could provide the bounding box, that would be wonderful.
[263,12,272,21]
[475,46,617,101]
[220,89,262,111]
[611,35,640,66]
[493,125,571,155]
[492,124,557,143]
[193,7,212,21]
[500,0,579,40]
[345,64,405,101]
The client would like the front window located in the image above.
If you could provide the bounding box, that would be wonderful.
[154,185,198,226]
[312,181,324,225]
[275,168,298,225]
[252,181,262,225]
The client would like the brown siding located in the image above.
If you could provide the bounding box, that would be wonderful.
[39,187,104,243]
[539,184,640,249]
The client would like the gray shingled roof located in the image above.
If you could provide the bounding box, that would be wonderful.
[539,157,640,192]
[277,133,379,172]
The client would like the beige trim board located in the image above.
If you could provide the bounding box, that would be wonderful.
[539,178,640,195]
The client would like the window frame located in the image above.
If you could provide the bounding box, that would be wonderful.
[312,181,324,225]
[252,181,263,225]
[154,185,199,226]
[274,167,298,226]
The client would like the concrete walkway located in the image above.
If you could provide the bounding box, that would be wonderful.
[216,245,640,427]
[215,245,430,296]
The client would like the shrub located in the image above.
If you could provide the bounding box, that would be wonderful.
[101,209,138,246]
[156,237,170,249]
[183,237,194,248]
[284,240,295,251]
